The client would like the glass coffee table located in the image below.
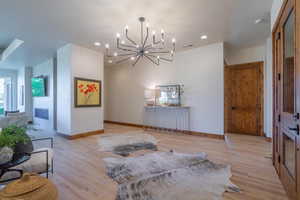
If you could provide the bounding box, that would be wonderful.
[0,153,31,183]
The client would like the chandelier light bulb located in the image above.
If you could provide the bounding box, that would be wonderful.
[161,29,165,34]
[116,33,121,38]
[105,44,109,49]
[152,30,156,35]
[108,60,113,64]
[125,25,129,30]
[121,40,125,44]
[131,57,135,60]
[201,35,208,40]
[157,56,160,60]
[145,51,149,54]
[136,45,139,48]
[146,23,150,28]
[172,38,176,43]
[113,52,118,57]
[94,42,101,46]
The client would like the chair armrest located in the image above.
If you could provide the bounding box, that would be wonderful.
[28,149,52,178]
[31,137,53,148]
[30,150,49,169]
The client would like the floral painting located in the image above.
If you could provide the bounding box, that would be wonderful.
[74,78,101,107]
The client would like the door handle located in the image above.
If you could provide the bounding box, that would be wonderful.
[293,113,300,120]
[231,106,236,110]
[289,125,300,135]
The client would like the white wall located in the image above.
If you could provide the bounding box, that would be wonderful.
[17,66,33,119]
[261,0,285,138]
[57,44,72,134]
[32,59,55,131]
[225,45,265,65]
[105,43,224,135]
[70,45,104,134]
[57,44,104,136]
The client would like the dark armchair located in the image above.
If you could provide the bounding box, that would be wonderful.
[0,137,54,183]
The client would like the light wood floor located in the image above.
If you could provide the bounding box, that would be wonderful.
[49,123,288,200]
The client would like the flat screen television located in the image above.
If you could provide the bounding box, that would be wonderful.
[31,77,47,97]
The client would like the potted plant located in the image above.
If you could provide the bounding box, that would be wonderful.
[0,125,31,165]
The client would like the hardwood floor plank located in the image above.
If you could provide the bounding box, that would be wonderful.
[46,123,288,200]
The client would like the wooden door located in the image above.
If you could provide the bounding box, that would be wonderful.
[273,0,300,199]
[226,62,263,136]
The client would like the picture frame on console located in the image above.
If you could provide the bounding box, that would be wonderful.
[74,77,101,107]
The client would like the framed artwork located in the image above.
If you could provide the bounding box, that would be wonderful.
[74,77,101,107]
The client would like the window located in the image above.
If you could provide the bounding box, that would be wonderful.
[0,78,5,115]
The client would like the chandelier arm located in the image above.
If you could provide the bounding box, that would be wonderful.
[147,54,173,62]
[116,56,134,64]
[132,55,141,66]
[144,45,165,50]
[117,41,137,52]
[117,46,138,52]
[160,57,173,62]
[145,55,159,66]
[117,53,137,57]
[120,44,137,49]
[148,51,171,54]
[144,44,153,50]
[126,32,137,46]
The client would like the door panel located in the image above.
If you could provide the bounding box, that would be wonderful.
[283,131,296,178]
[227,63,263,136]
[273,0,300,198]
[280,10,298,200]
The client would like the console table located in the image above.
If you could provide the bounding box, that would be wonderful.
[143,106,190,132]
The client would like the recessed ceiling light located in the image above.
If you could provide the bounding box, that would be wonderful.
[94,42,101,46]
[255,19,263,24]
[201,35,208,40]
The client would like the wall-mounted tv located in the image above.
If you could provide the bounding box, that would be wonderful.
[31,77,47,97]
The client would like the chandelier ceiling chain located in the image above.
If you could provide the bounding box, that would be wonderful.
[105,17,176,66]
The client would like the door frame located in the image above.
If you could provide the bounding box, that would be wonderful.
[224,61,264,136]
[272,0,300,199]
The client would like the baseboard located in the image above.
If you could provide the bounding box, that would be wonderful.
[187,131,225,140]
[57,129,105,140]
[104,120,224,140]
[263,132,272,142]
[265,137,272,143]
[104,120,143,128]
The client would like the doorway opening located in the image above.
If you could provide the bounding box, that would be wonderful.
[224,61,264,136]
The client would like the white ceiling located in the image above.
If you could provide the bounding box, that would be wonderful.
[0,0,273,69]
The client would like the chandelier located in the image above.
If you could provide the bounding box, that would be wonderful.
[105,17,176,66]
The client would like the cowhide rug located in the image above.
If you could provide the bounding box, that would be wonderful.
[98,132,158,156]
[104,152,239,200]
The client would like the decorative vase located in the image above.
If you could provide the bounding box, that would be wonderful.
[0,147,14,165]
[14,134,33,156]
